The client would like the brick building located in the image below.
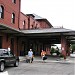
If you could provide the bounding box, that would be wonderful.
[0,0,75,57]
[0,0,21,55]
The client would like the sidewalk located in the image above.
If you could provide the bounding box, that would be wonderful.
[19,56,26,61]
[19,56,75,63]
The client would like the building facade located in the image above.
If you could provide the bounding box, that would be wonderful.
[0,0,21,29]
[0,0,21,56]
[0,0,73,57]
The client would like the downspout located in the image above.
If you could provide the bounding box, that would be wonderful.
[28,16,30,29]
[18,0,21,29]
[17,0,21,56]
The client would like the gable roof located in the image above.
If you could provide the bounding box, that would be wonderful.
[33,13,53,27]
[26,14,35,18]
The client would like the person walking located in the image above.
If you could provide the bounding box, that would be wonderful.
[41,50,47,63]
[28,49,33,63]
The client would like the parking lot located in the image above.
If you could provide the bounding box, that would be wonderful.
[0,56,75,75]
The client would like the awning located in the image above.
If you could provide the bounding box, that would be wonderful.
[21,28,75,36]
[0,23,75,44]
[21,28,75,44]
[0,23,25,36]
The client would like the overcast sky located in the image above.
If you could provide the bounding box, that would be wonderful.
[21,0,75,30]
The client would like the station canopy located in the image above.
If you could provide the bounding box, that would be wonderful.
[0,23,75,44]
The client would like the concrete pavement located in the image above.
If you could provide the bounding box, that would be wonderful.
[0,56,75,75]
[19,56,75,64]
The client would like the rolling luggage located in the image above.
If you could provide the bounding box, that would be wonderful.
[43,56,47,60]
[25,55,30,63]
[26,59,30,63]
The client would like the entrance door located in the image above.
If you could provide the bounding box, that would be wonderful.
[0,36,2,48]
[21,41,26,56]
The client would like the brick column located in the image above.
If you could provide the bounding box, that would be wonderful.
[61,35,67,59]
[66,42,70,56]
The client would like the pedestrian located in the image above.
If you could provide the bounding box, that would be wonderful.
[8,45,11,55]
[8,46,11,51]
[28,49,33,63]
[41,50,47,63]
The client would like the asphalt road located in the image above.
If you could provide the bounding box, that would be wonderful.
[0,57,75,75]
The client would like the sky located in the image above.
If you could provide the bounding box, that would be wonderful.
[21,0,75,30]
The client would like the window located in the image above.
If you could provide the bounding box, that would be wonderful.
[23,20,25,29]
[23,20,25,26]
[31,25,34,29]
[11,13,15,24]
[0,5,4,19]
[35,24,38,29]
[12,0,16,4]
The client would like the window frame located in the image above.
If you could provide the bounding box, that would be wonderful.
[11,13,15,24]
[0,5,4,19]
[23,20,26,29]
[12,0,16,4]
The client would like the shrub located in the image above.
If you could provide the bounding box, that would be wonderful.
[50,47,55,55]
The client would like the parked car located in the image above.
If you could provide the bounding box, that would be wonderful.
[0,49,19,72]
[70,52,75,58]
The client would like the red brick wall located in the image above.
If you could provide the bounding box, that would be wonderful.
[0,32,17,54]
[27,16,35,29]
[0,32,10,49]
[19,12,28,29]
[27,16,40,29]
[0,0,21,29]
[34,21,40,29]
[38,20,51,28]
[20,14,51,29]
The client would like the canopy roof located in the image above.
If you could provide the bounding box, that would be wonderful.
[0,23,24,36]
[21,27,75,35]
[0,23,75,44]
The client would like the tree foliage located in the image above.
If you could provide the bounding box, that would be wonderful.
[71,44,75,53]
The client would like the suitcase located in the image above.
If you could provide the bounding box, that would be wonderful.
[26,59,30,63]
[26,55,30,63]
[43,56,47,60]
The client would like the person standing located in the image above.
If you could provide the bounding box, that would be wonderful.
[41,50,46,62]
[8,45,11,55]
[8,46,11,51]
[28,49,33,63]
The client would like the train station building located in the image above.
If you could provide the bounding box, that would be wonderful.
[0,0,75,57]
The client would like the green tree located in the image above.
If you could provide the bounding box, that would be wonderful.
[71,44,75,53]
[50,47,55,55]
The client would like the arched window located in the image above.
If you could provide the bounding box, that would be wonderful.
[23,20,25,29]
[0,5,4,19]
[23,20,25,26]
[11,13,15,24]
[12,0,16,4]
